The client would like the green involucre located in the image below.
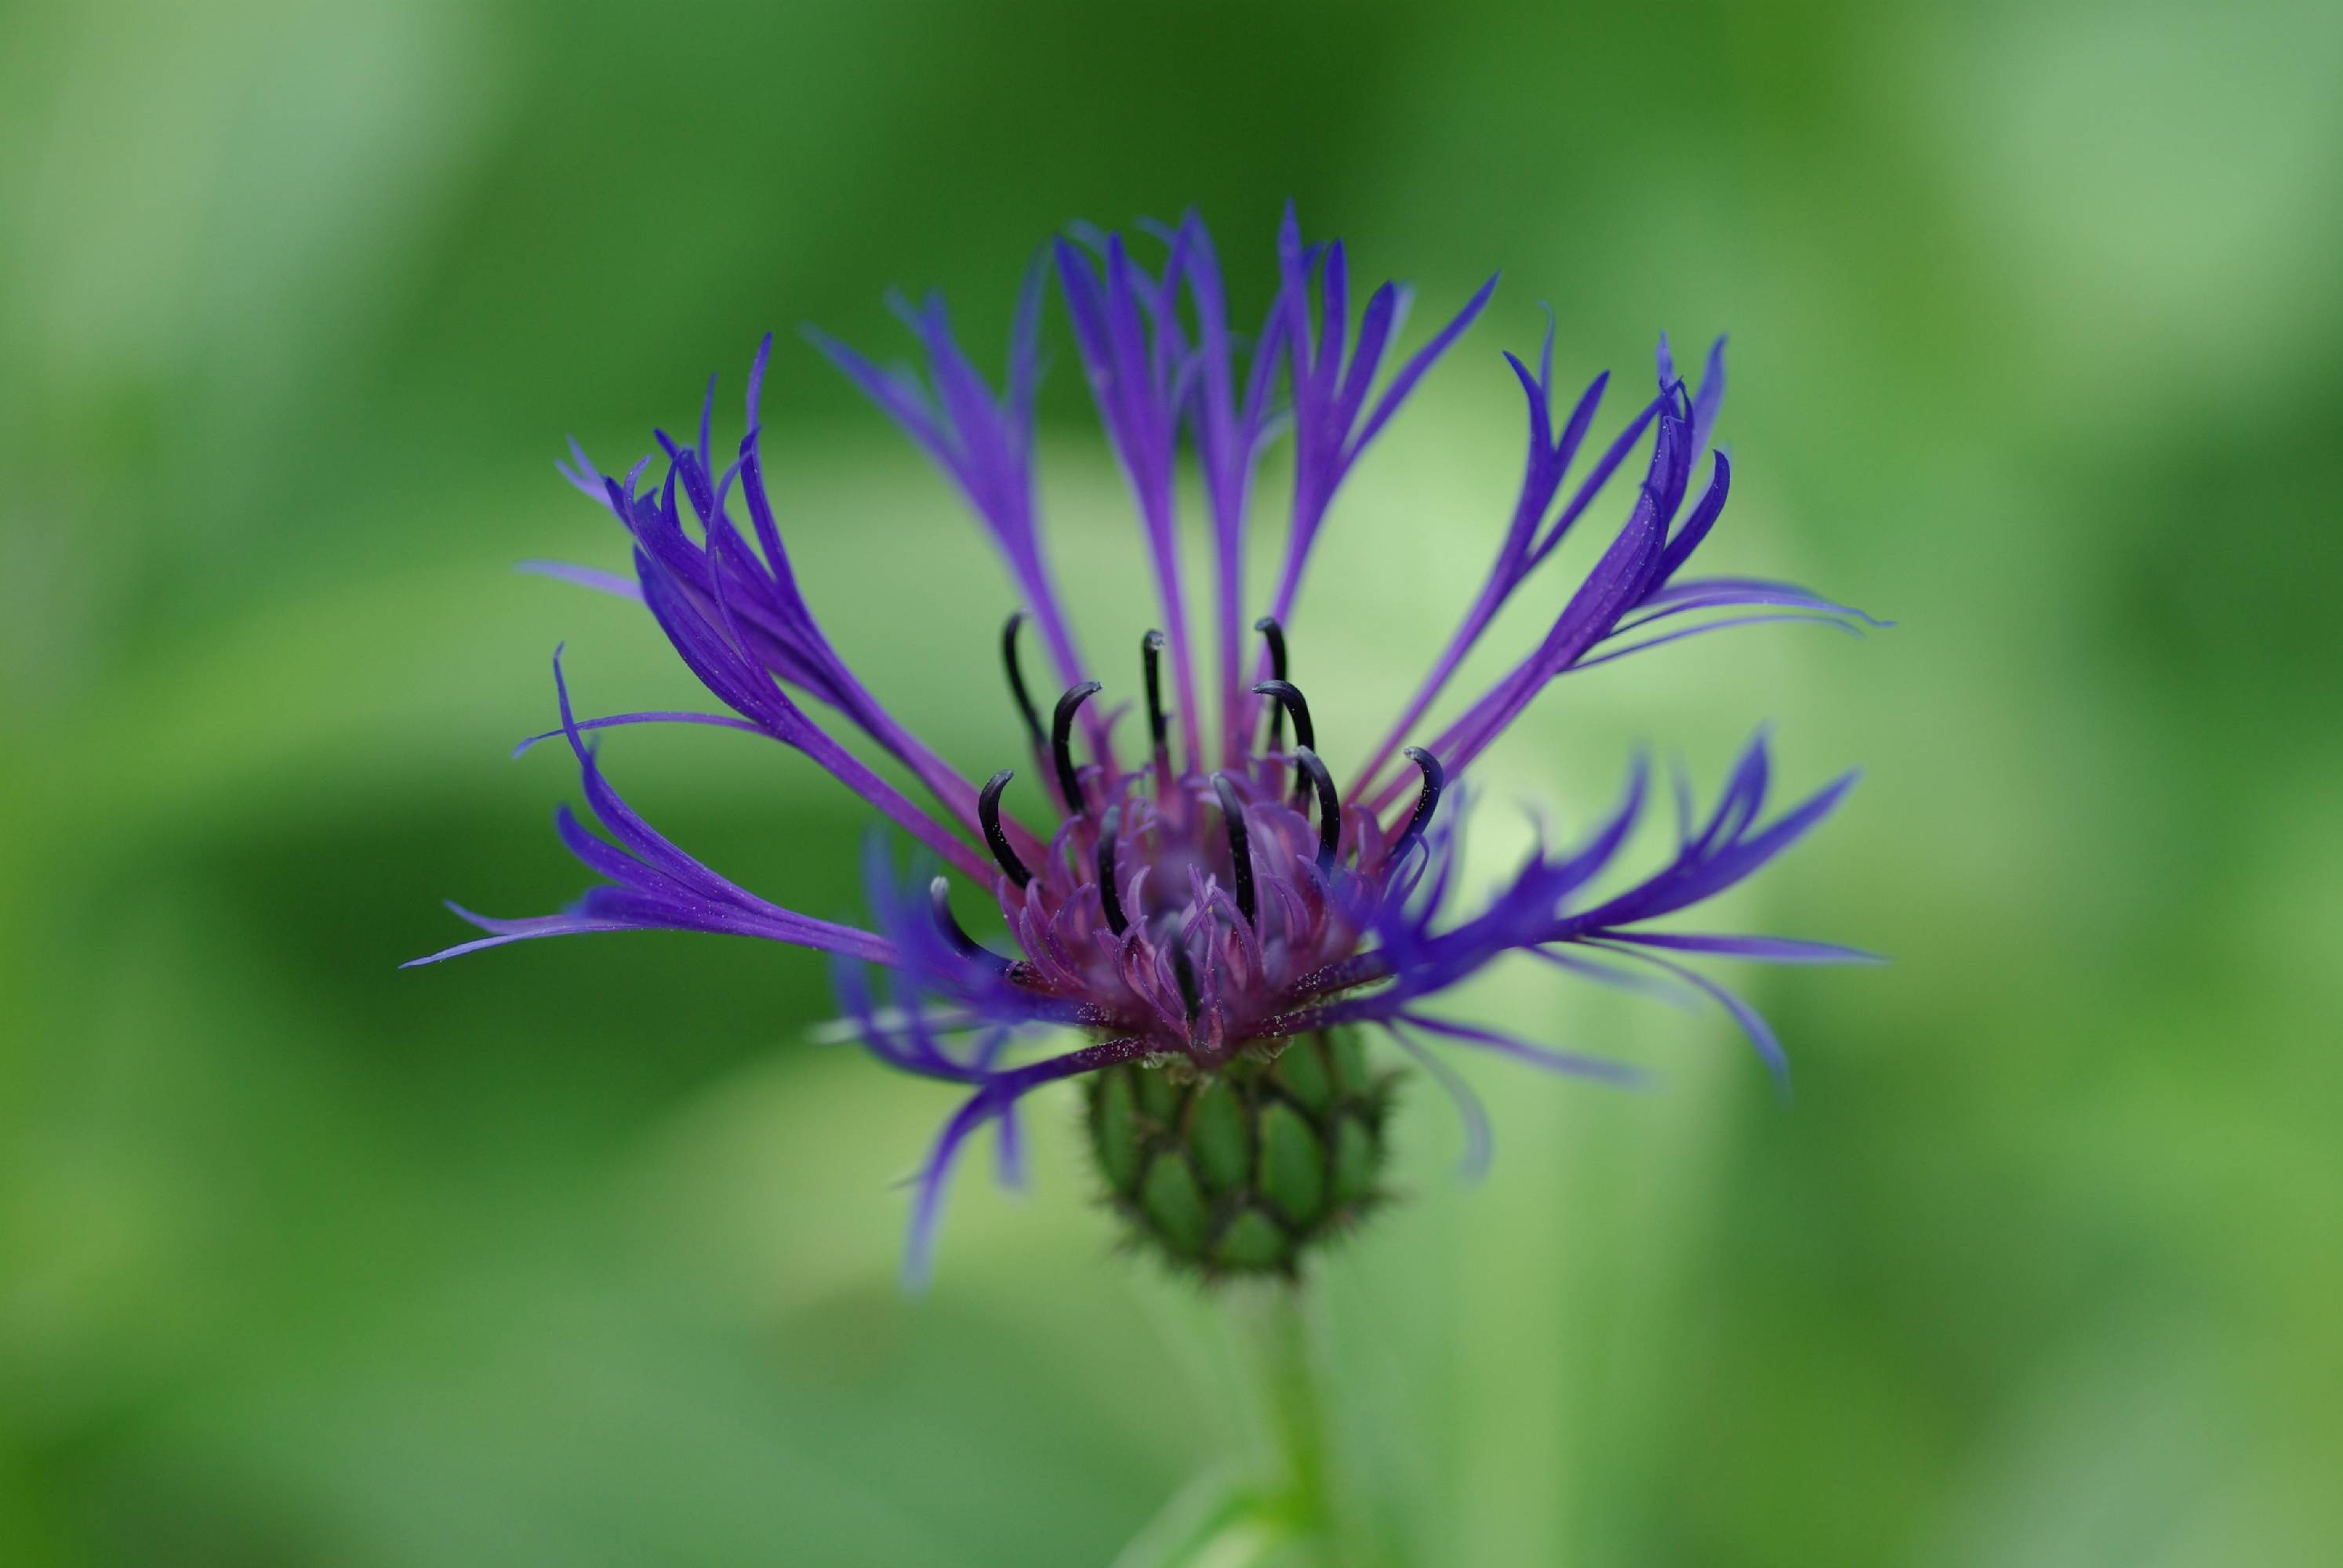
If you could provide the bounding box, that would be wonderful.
[1084,1029,1398,1279]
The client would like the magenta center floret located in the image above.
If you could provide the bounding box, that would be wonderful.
[955,637,1440,1065]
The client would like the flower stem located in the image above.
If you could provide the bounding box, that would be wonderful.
[1230,1280,1362,1563]
[1245,1285,1333,1532]
[1114,1283,1361,1568]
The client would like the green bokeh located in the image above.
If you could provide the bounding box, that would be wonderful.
[4,0,2339,1562]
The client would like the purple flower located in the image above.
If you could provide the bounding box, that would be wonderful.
[416,207,1880,1285]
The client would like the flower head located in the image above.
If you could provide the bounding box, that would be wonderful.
[415,208,1880,1285]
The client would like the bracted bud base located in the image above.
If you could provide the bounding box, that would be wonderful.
[1084,1029,1400,1279]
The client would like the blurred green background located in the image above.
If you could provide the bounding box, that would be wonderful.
[5,0,2340,1563]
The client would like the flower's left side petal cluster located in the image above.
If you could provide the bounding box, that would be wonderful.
[406,652,895,968]
[554,350,1025,883]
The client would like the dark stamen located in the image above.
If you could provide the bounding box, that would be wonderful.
[1396,746,1446,858]
[1141,630,1168,764]
[1251,679,1317,800]
[1253,616,1288,749]
[1095,805,1130,935]
[1293,746,1342,872]
[1251,679,1315,753]
[1170,942,1201,1021]
[1052,681,1103,813]
[1001,612,1044,751]
[928,876,1005,964]
[978,769,1033,887]
[1210,774,1258,928]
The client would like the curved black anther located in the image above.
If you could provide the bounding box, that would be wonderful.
[1252,616,1288,749]
[1251,679,1317,800]
[978,769,1034,887]
[1052,681,1102,813]
[1253,615,1288,681]
[1210,774,1258,928]
[928,876,1005,966]
[1001,612,1044,752]
[1095,805,1130,935]
[1395,746,1447,858]
[1169,942,1201,1022]
[1251,679,1315,753]
[1292,746,1342,872]
[1140,630,1168,763]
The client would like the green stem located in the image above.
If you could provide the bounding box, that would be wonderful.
[1113,1285,1360,1568]
[1233,1283,1339,1552]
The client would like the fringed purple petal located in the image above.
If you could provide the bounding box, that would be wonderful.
[902,1086,1000,1291]
[1366,347,1796,808]
[1524,387,1672,572]
[1568,612,1865,673]
[1358,762,1646,1004]
[1590,940,1790,1091]
[1563,768,1858,932]
[1334,281,1400,434]
[1654,452,1730,585]
[1433,487,1667,779]
[814,296,1092,695]
[1527,945,1702,1009]
[1636,577,1894,627]
[518,560,644,602]
[900,1035,1151,1290]
[1351,346,1637,793]
[994,1102,1028,1191]
[1397,1012,1649,1088]
[1607,932,1885,964]
[401,906,641,967]
[1179,212,1291,766]
[1687,334,1727,454]
[805,328,952,463]
[1349,270,1497,457]
[621,495,998,881]
[1332,740,1855,1093]
[510,710,760,759]
[1382,1022,1494,1181]
[1266,204,1498,630]
[1695,731,1774,855]
[1055,228,1204,771]
[556,436,619,508]
[409,655,895,968]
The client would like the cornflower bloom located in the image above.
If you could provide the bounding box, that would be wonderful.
[413,209,1880,1284]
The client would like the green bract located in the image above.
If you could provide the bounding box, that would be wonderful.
[1085,1029,1397,1278]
